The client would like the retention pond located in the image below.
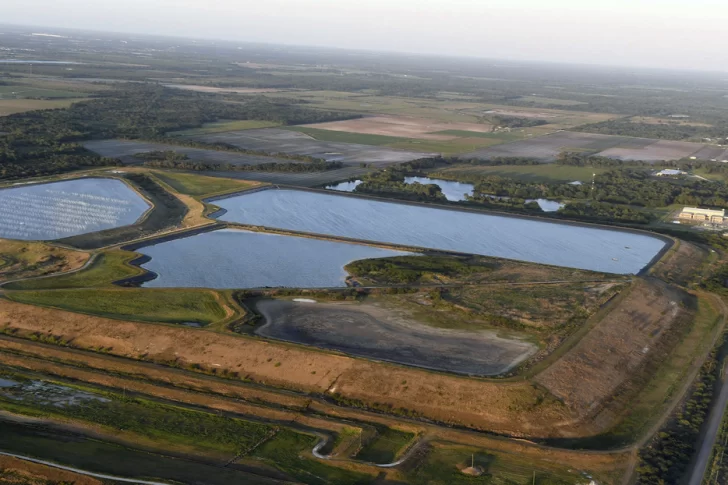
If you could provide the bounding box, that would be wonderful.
[213,189,667,274]
[138,229,412,288]
[0,178,150,241]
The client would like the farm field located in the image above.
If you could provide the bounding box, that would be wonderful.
[265,90,618,128]
[0,178,150,241]
[168,119,281,137]
[83,139,299,166]
[254,299,537,376]
[463,130,707,162]
[163,83,286,94]
[0,98,82,116]
[0,85,89,99]
[300,115,495,141]
[190,128,438,164]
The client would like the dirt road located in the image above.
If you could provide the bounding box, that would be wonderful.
[0,451,171,485]
[687,363,728,485]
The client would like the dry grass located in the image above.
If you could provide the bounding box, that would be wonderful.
[0,240,90,283]
[535,279,692,420]
[0,455,102,485]
[302,115,494,141]
[0,299,572,436]
[0,98,83,116]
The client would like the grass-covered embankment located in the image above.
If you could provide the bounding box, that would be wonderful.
[5,288,232,325]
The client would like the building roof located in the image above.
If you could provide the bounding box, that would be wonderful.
[681,207,725,217]
[656,169,685,176]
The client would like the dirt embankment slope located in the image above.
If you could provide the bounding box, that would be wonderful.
[536,279,693,428]
[0,455,102,485]
[0,299,572,436]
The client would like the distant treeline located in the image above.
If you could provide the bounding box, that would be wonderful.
[0,84,357,180]
[575,118,728,142]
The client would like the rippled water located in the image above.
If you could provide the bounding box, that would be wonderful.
[215,189,666,274]
[0,178,150,240]
[139,229,412,288]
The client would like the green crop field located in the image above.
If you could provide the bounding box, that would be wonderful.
[6,250,142,290]
[155,170,264,197]
[6,288,230,325]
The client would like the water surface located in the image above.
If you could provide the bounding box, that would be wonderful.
[139,229,412,288]
[326,176,562,210]
[215,189,666,274]
[0,178,150,240]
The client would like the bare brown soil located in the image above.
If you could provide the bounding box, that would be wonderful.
[0,240,89,283]
[0,455,102,485]
[649,240,708,286]
[0,299,572,436]
[0,337,629,481]
[535,279,692,421]
[302,115,494,140]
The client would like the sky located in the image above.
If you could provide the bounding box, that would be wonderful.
[3,0,728,71]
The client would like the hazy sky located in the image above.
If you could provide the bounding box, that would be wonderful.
[4,0,727,71]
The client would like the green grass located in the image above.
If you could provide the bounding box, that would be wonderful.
[155,170,263,197]
[388,137,507,155]
[0,420,275,485]
[284,126,409,146]
[170,119,280,136]
[0,85,89,99]
[434,164,609,183]
[6,250,141,290]
[406,443,581,485]
[5,288,230,325]
[355,427,415,464]
[251,429,373,485]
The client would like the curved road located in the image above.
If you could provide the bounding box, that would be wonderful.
[688,363,728,485]
[0,451,170,485]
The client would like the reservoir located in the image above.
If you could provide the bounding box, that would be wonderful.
[138,229,412,288]
[213,189,667,274]
[0,178,150,241]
